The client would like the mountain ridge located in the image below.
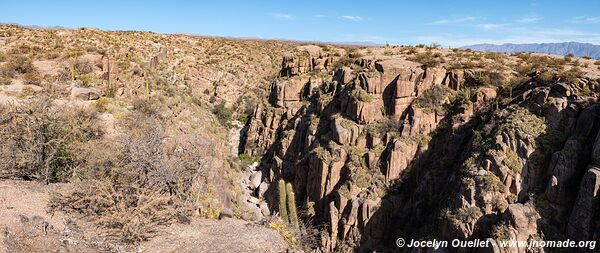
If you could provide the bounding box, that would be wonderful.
[462,41,600,59]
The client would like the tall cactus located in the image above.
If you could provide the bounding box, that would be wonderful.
[286,182,299,229]
[278,179,288,225]
[70,60,76,81]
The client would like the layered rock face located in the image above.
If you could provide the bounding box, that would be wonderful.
[243,46,600,252]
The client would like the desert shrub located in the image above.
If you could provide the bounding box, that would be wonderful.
[558,67,583,84]
[409,51,441,67]
[132,97,160,116]
[0,76,11,85]
[50,113,214,243]
[445,206,483,226]
[331,55,354,70]
[537,71,555,85]
[490,222,511,240]
[346,47,363,58]
[212,102,233,126]
[1,55,37,78]
[352,88,373,102]
[23,71,42,85]
[0,51,6,62]
[484,52,503,62]
[477,71,506,87]
[118,115,205,194]
[92,97,112,112]
[481,173,502,192]
[50,181,182,243]
[427,43,441,49]
[78,74,99,87]
[0,97,102,183]
[412,85,452,113]
[594,60,600,66]
[238,153,260,167]
[74,59,94,74]
[45,51,61,60]
[366,117,402,137]
[507,76,530,88]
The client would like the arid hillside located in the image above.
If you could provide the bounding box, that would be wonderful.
[2,24,600,253]
[0,24,298,252]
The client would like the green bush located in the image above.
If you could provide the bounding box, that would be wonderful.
[482,173,502,192]
[505,151,522,174]
[212,102,233,125]
[352,88,373,102]
[238,153,260,167]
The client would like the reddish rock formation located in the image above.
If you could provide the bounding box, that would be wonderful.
[242,46,600,252]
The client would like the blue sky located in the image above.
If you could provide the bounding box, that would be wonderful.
[2,1,600,46]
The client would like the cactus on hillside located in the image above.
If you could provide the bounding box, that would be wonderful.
[278,179,288,224]
[286,182,299,229]
[70,61,76,81]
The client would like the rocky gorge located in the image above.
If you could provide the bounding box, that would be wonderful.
[242,45,600,252]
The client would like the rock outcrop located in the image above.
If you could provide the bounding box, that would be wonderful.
[242,46,600,252]
[70,87,103,100]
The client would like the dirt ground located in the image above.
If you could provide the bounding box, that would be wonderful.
[0,180,286,253]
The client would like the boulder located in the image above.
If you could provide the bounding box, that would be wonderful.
[1,84,43,96]
[219,208,234,219]
[70,87,103,100]
[374,58,421,86]
[259,201,271,216]
[503,202,540,242]
[248,171,262,190]
[257,182,269,198]
[331,116,360,145]
[573,105,599,138]
[473,87,497,104]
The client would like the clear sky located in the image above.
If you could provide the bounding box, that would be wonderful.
[2,1,600,46]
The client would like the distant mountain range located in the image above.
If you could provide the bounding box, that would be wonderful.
[462,42,600,59]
